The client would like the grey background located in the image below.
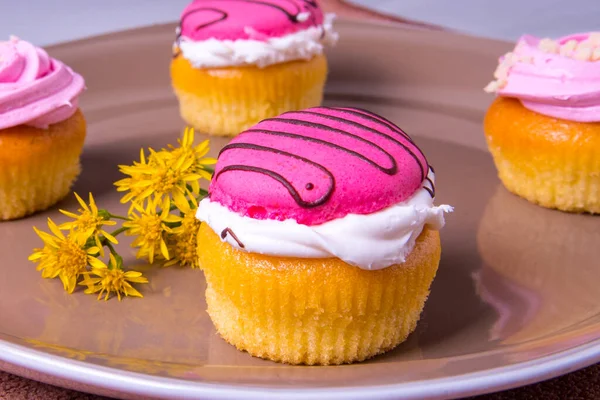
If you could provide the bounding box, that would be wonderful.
[1,0,599,45]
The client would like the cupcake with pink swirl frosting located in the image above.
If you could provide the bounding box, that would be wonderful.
[484,32,600,213]
[196,106,452,365]
[0,36,86,220]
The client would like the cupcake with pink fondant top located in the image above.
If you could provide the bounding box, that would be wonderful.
[196,106,452,365]
[484,32,600,213]
[0,36,86,220]
[171,0,338,136]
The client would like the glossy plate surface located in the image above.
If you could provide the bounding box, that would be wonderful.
[0,20,599,400]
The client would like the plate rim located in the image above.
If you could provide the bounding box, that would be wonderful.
[1,333,600,399]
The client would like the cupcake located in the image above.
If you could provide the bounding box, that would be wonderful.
[196,106,452,365]
[0,37,86,221]
[171,0,338,137]
[484,32,600,213]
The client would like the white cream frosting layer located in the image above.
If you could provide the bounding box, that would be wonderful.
[196,172,453,270]
[177,13,338,68]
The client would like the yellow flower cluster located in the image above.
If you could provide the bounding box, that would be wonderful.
[29,128,216,300]
[115,129,213,207]
[116,128,216,267]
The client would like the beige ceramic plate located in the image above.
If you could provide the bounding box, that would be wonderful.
[1,20,600,400]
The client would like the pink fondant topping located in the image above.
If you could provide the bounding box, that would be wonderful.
[0,37,85,130]
[209,106,430,226]
[485,32,600,122]
[178,0,324,42]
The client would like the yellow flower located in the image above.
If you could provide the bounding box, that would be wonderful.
[165,196,201,269]
[114,148,157,204]
[119,148,200,206]
[123,199,180,264]
[80,253,148,301]
[59,192,118,255]
[114,128,216,206]
[169,127,217,176]
[29,218,106,293]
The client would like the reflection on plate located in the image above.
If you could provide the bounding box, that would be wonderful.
[478,184,600,346]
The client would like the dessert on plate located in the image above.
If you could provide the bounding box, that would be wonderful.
[171,0,338,137]
[196,106,452,365]
[484,32,600,213]
[0,36,86,221]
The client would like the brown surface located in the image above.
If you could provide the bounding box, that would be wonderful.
[1,1,600,400]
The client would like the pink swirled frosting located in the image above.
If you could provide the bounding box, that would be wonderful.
[0,37,85,130]
[485,32,600,122]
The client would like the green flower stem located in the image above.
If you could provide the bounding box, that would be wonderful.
[108,213,130,221]
[105,241,124,270]
[203,166,215,174]
[109,227,129,237]
[106,241,117,255]
[98,226,129,256]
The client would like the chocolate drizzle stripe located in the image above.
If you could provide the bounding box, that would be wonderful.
[218,142,335,206]
[328,106,430,181]
[265,118,398,174]
[244,127,396,175]
[422,166,436,198]
[185,8,227,30]
[424,176,435,198]
[281,110,426,181]
[326,107,415,143]
[223,0,308,21]
[221,228,245,248]
[176,7,227,46]
[216,165,332,208]
[176,0,319,46]
[423,186,435,198]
